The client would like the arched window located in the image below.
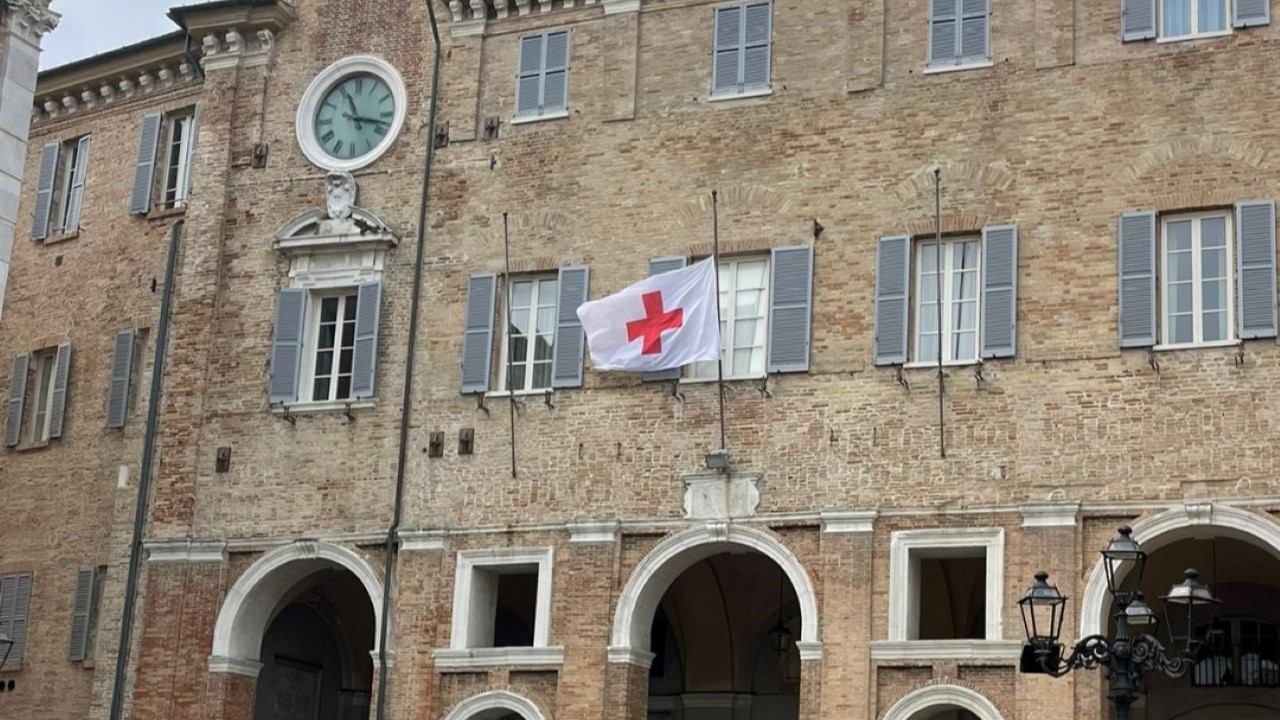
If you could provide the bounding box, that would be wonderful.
[1192,616,1280,687]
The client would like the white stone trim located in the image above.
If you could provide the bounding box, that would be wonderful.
[271,399,377,416]
[1019,502,1080,528]
[206,656,264,678]
[1079,503,1280,639]
[450,547,555,650]
[888,528,1005,642]
[882,684,1006,720]
[602,0,641,13]
[209,541,385,670]
[295,55,409,173]
[821,510,877,533]
[450,18,487,38]
[869,639,1023,662]
[567,520,618,543]
[145,539,228,563]
[443,690,549,720]
[606,645,656,668]
[796,640,823,661]
[400,530,446,551]
[433,646,565,670]
[610,523,821,660]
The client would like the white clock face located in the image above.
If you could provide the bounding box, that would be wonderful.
[297,56,407,172]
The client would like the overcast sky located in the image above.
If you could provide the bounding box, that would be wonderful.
[42,0,185,70]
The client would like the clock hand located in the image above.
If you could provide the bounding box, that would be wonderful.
[339,90,361,128]
[342,113,390,125]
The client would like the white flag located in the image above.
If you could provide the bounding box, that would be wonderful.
[576,258,721,372]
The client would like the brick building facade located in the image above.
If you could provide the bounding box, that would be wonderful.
[2,1,1280,720]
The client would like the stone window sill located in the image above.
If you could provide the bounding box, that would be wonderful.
[13,440,51,453]
[146,205,187,221]
[0,661,24,673]
[1156,30,1232,44]
[271,399,376,415]
[709,87,772,103]
[511,110,568,125]
[903,358,982,370]
[1151,339,1240,352]
[43,230,79,245]
[923,60,994,75]
[433,646,565,671]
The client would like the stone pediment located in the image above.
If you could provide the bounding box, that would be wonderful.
[273,171,398,254]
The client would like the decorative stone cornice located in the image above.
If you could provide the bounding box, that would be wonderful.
[446,0,609,23]
[567,520,619,543]
[1019,502,1080,528]
[145,539,229,563]
[6,0,60,44]
[207,655,264,678]
[399,530,446,551]
[821,509,877,533]
[34,52,200,124]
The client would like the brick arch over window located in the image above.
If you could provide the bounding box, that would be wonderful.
[443,690,550,720]
[608,523,820,663]
[881,683,1006,720]
[1079,505,1280,639]
[208,541,384,676]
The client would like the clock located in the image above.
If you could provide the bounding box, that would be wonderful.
[296,56,407,172]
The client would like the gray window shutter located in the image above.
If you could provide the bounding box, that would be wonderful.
[1121,0,1157,41]
[874,236,911,365]
[130,113,162,215]
[1118,211,1157,347]
[742,2,772,90]
[959,0,989,62]
[48,341,71,439]
[0,573,32,662]
[1235,200,1277,340]
[350,281,382,399]
[183,106,200,202]
[713,5,743,94]
[929,0,959,65]
[516,34,544,117]
[64,135,91,232]
[980,225,1018,359]
[268,289,308,404]
[461,274,498,394]
[643,256,689,382]
[5,353,28,447]
[69,567,96,662]
[767,245,814,373]
[106,329,135,428]
[552,265,589,389]
[1235,0,1270,26]
[542,30,570,114]
[30,142,58,240]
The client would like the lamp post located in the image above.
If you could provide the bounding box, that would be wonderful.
[1018,526,1220,720]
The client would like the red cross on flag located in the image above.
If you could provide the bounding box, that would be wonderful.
[576,258,721,372]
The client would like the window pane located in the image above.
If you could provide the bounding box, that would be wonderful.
[532,361,552,389]
[338,348,354,374]
[1203,311,1226,342]
[538,279,558,305]
[536,307,556,334]
[340,319,356,348]
[511,281,533,308]
[343,295,358,319]
[1170,252,1193,282]
[1201,216,1227,248]
[920,243,938,273]
[533,334,554,361]
[917,334,939,364]
[919,303,939,334]
[313,378,330,400]
[733,318,758,350]
[954,300,978,333]
[1199,0,1227,31]
[510,309,531,337]
[1163,0,1191,35]
[919,274,939,302]
[510,334,528,363]
[320,297,339,322]
[336,376,351,399]
[953,331,977,361]
[1167,220,1193,251]
[1173,314,1195,344]
[314,349,334,376]
[736,260,767,288]
[736,288,764,318]
[509,364,526,391]
[1172,282,1194,314]
[1202,246,1226,279]
[1202,279,1227,312]
[317,323,336,350]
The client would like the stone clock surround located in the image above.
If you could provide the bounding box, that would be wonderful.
[295,55,409,172]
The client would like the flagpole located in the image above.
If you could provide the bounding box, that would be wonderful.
[503,212,518,478]
[934,168,946,459]
[712,189,726,452]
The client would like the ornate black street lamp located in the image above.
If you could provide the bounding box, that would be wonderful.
[1018,526,1220,720]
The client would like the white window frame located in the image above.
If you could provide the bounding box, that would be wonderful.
[910,237,982,366]
[881,528,1008,655]
[30,350,57,443]
[1158,210,1235,349]
[1158,0,1233,41]
[301,290,360,404]
[160,111,194,210]
[436,547,563,669]
[54,138,83,235]
[686,255,770,382]
[497,274,558,394]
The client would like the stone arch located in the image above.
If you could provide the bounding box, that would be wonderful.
[1079,504,1280,638]
[881,684,1006,720]
[609,523,820,661]
[443,690,550,720]
[208,541,384,674]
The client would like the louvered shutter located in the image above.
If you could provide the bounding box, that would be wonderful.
[929,0,959,65]
[64,135,91,232]
[874,236,912,365]
[130,113,162,215]
[30,142,58,240]
[642,256,689,382]
[1118,211,1157,347]
[542,30,570,115]
[0,573,32,662]
[552,266,589,388]
[767,245,814,373]
[106,329,135,428]
[1235,0,1269,26]
[1235,200,1277,340]
[742,2,771,91]
[516,34,544,117]
[350,281,382,399]
[69,567,96,662]
[713,5,743,94]
[959,0,989,62]
[268,289,308,404]
[182,106,200,203]
[461,274,498,394]
[980,225,1018,359]
[48,341,71,439]
[0,576,14,658]
[1121,0,1157,41]
[4,353,28,447]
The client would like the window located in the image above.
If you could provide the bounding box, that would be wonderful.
[1160,211,1234,346]
[268,283,381,407]
[712,1,772,97]
[5,343,71,448]
[1194,617,1280,687]
[69,566,104,663]
[160,111,195,209]
[0,573,32,665]
[913,238,980,364]
[499,276,558,392]
[30,349,56,442]
[1161,0,1230,39]
[515,30,569,119]
[688,256,769,380]
[928,0,990,68]
[307,292,358,402]
[886,528,1005,644]
[107,328,148,428]
[31,136,90,240]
